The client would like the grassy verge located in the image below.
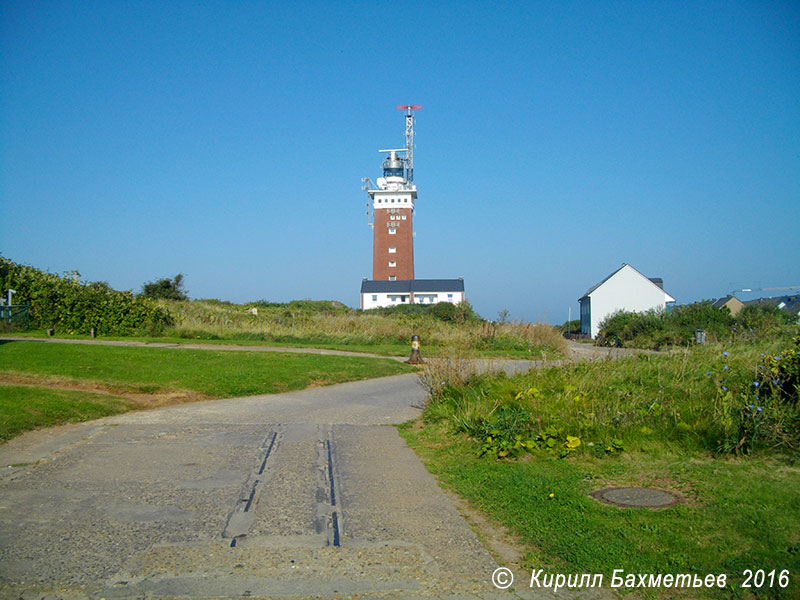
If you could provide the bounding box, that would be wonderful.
[400,334,800,599]
[401,423,799,598]
[0,385,134,442]
[0,331,557,359]
[0,341,412,441]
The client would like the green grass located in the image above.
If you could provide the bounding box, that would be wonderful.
[0,341,413,440]
[0,385,134,442]
[0,331,558,358]
[400,423,799,598]
[401,333,800,598]
[0,341,412,397]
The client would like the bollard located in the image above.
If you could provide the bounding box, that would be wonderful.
[406,334,424,364]
[695,329,706,344]
[46,328,54,337]
[90,327,96,339]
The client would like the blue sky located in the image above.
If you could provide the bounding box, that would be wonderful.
[2,1,798,323]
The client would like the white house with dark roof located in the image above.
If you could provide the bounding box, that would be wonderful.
[579,264,675,338]
[360,278,465,310]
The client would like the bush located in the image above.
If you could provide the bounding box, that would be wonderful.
[141,274,188,301]
[558,319,582,335]
[598,301,796,350]
[0,256,173,336]
[736,303,794,336]
[715,334,800,453]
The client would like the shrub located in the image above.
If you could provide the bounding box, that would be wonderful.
[141,274,188,301]
[0,256,173,336]
[736,303,794,336]
[715,335,800,454]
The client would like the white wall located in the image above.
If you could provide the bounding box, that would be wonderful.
[361,290,464,310]
[587,265,674,338]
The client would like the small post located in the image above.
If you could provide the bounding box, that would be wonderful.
[406,334,424,364]
[695,329,706,344]
[90,327,96,339]
[47,328,54,337]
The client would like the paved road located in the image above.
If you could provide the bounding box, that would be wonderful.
[1,371,595,599]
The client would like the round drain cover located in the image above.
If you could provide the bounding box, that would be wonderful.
[590,487,681,508]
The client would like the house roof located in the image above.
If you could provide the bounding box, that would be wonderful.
[711,295,742,308]
[744,294,800,316]
[361,279,465,294]
[579,263,675,302]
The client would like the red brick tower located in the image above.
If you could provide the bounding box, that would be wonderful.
[365,107,419,281]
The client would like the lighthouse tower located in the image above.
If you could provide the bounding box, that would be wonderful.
[359,106,466,310]
[366,106,418,281]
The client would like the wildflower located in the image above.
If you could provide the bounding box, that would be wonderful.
[723,365,729,371]
[440,382,446,386]
[705,371,712,375]
[722,386,728,392]
[761,353,766,357]
[775,356,781,361]
[548,493,555,499]
[723,351,729,357]
[748,404,755,410]
[773,380,781,386]
[753,381,760,387]
[757,407,763,413]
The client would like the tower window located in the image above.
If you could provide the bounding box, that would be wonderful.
[389,261,396,267]
[389,275,396,281]
[388,228,396,234]
[402,215,407,220]
[388,247,396,253]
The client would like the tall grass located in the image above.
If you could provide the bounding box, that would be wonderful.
[423,330,800,457]
[597,301,796,349]
[153,299,568,356]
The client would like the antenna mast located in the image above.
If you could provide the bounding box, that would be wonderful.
[397,105,421,182]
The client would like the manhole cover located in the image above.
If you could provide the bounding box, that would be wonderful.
[590,487,681,508]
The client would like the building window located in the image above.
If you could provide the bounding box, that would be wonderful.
[388,228,396,234]
[388,261,396,267]
[389,275,396,281]
[447,293,453,299]
[388,247,396,253]
[390,295,397,302]
[372,295,377,301]
[402,215,407,220]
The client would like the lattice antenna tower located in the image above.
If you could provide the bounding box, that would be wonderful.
[398,104,421,182]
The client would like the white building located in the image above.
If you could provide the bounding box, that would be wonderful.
[360,279,465,310]
[579,264,675,338]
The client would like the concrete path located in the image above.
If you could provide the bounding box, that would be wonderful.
[0,371,582,599]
